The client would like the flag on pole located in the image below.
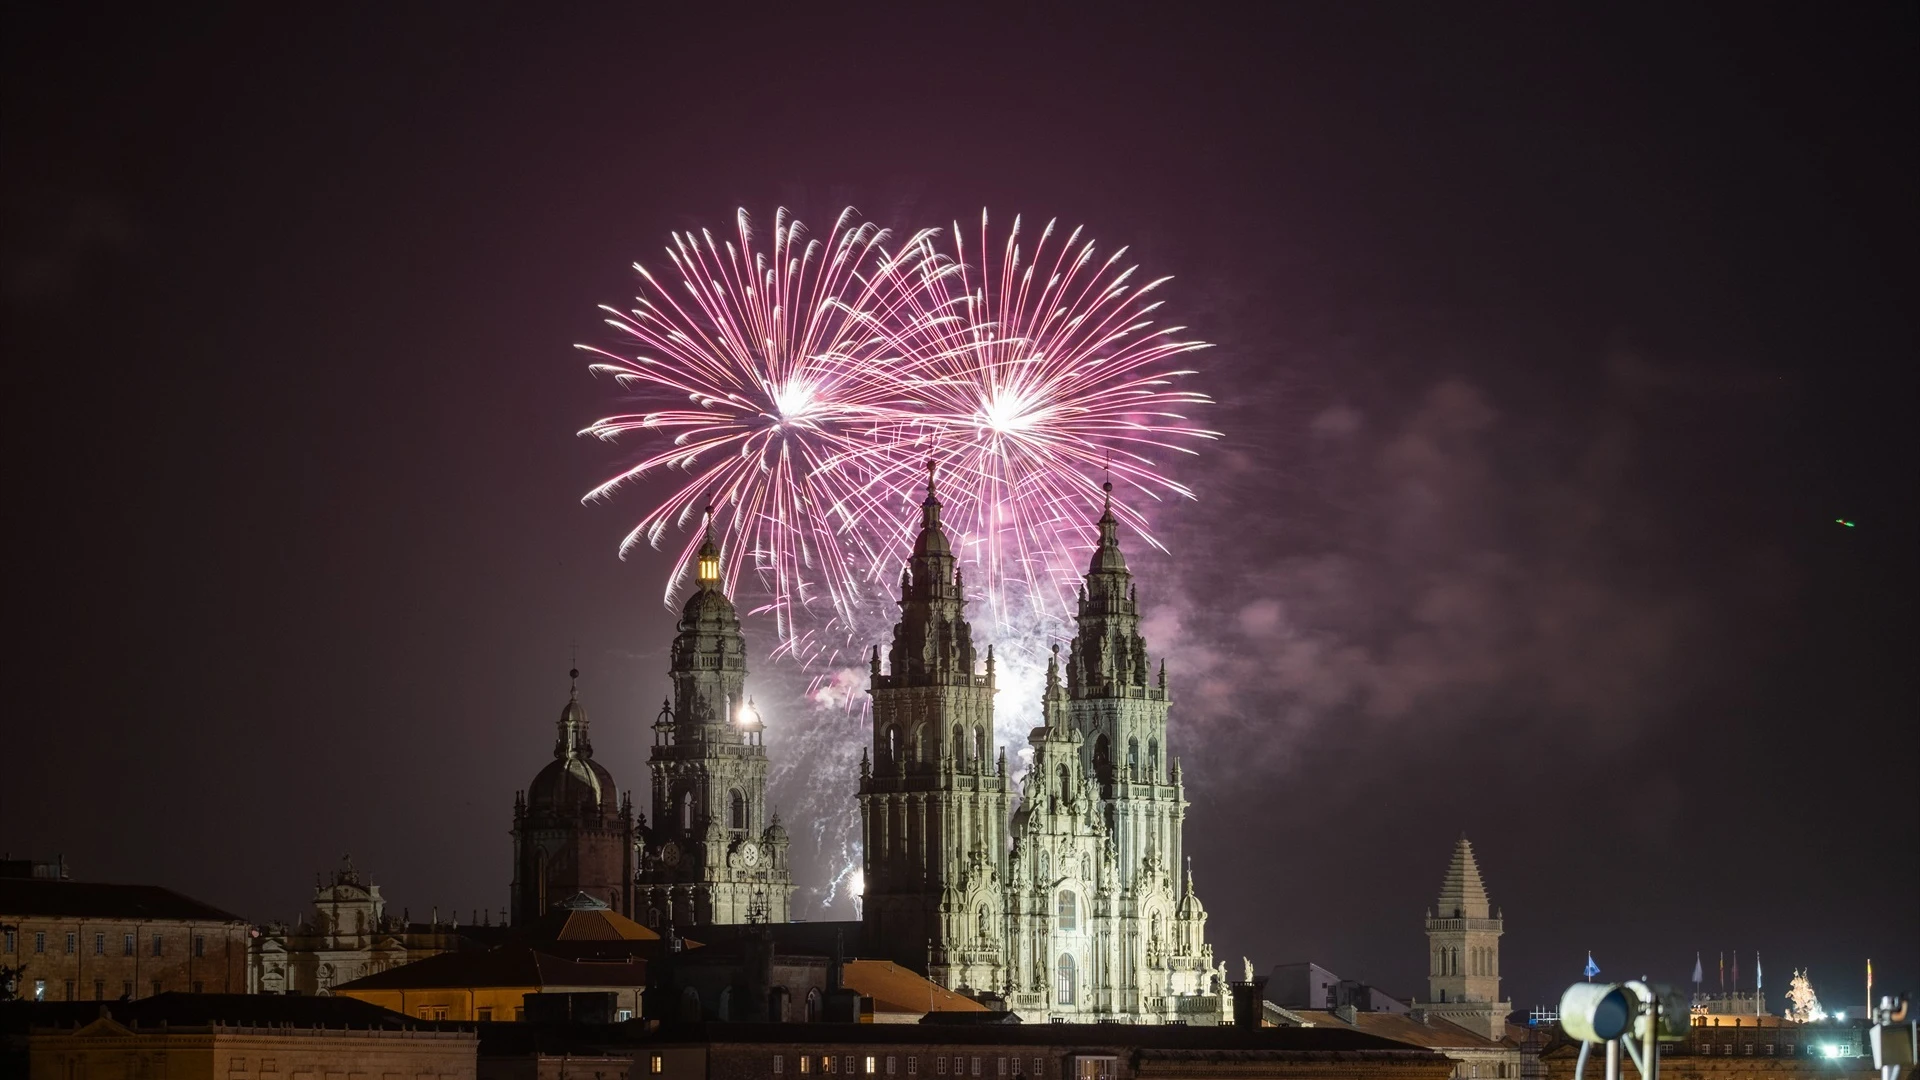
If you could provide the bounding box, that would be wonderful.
[1584,952,1601,980]
[1693,953,1704,985]
[1756,953,1762,991]
[1720,951,1725,991]
[1733,952,1740,990]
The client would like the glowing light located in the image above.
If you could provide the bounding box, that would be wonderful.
[1821,1044,1842,1058]
[1835,519,1855,527]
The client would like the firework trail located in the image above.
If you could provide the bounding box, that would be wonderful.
[578,207,938,657]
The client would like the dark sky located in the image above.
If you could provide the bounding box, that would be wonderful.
[6,4,1914,1015]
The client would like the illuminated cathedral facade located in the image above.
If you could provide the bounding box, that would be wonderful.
[858,469,1223,1022]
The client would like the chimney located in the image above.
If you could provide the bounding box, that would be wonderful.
[1232,977,1270,1027]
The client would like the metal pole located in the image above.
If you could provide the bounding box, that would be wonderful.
[1606,1039,1620,1080]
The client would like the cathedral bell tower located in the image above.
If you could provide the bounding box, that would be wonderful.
[634,509,793,928]
[859,464,1011,993]
[1414,835,1510,1039]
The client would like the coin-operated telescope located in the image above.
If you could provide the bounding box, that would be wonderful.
[1871,994,1914,1080]
[1559,980,1690,1080]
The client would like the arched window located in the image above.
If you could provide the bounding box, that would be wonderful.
[679,790,695,832]
[718,985,734,1021]
[1148,739,1159,780]
[1056,953,1077,1005]
[886,725,901,763]
[974,726,987,767]
[730,790,747,831]
[1127,738,1139,775]
[1056,891,1078,933]
[648,907,662,928]
[806,987,823,1023]
[1057,765,1072,803]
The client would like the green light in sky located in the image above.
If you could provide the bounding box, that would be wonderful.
[1835,519,1855,527]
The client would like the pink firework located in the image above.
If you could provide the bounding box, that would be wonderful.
[879,211,1218,624]
[578,207,938,651]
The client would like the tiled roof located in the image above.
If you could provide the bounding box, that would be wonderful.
[839,960,988,1016]
[515,905,660,943]
[1292,1009,1507,1049]
[13,993,416,1031]
[333,945,647,992]
[0,879,245,923]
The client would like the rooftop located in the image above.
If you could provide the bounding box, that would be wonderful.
[0,878,245,923]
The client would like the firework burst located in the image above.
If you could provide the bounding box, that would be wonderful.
[578,207,937,653]
[882,211,1219,626]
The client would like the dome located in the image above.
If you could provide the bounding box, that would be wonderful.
[526,754,616,815]
[679,583,739,626]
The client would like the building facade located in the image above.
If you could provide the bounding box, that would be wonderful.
[512,670,637,923]
[1412,837,1510,1039]
[635,517,795,928]
[250,858,486,996]
[860,473,1221,1021]
[1,873,249,1002]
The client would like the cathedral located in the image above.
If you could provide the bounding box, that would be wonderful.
[508,473,1221,1021]
[858,469,1221,1021]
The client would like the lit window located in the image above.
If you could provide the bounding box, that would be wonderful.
[1056,954,1077,1005]
[651,1055,664,1074]
[801,1057,813,1074]
[34,981,45,1001]
[1056,892,1078,933]
[867,1058,878,1075]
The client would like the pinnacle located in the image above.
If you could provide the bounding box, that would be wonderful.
[1436,835,1492,919]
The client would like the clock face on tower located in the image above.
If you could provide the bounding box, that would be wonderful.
[738,841,761,868]
[659,841,681,868]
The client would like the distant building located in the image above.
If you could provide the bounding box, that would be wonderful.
[1268,962,1410,1014]
[249,857,500,996]
[512,668,638,922]
[1539,1015,1877,1080]
[1411,837,1511,1040]
[21,992,476,1080]
[334,893,656,1022]
[0,867,248,1002]
[634,518,795,928]
[1283,1008,1525,1080]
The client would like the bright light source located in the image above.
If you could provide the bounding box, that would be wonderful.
[1822,1044,1842,1059]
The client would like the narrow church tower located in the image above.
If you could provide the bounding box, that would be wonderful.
[634,510,793,928]
[859,464,1011,993]
[511,669,635,923]
[1069,484,1185,893]
[1415,835,1511,1039]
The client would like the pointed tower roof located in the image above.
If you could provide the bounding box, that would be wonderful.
[912,460,952,557]
[1087,481,1130,574]
[680,504,740,625]
[527,668,616,815]
[1436,835,1492,919]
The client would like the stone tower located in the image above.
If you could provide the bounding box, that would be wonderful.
[1069,484,1186,891]
[1415,835,1510,1038]
[1004,486,1219,1022]
[511,670,636,923]
[634,512,793,928]
[859,464,1011,992]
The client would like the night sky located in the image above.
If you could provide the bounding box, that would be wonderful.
[6,5,1914,1015]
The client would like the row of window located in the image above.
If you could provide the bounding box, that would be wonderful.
[770,1055,1049,1078]
[26,979,206,1001]
[4,929,207,957]
[1698,1043,1817,1056]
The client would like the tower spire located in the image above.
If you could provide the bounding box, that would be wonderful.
[696,504,721,587]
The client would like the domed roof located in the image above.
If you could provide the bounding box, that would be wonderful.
[526,754,616,815]
[679,582,739,625]
[912,465,952,558]
[525,669,617,816]
[1086,483,1129,575]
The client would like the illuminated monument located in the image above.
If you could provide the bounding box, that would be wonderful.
[860,467,1222,1021]
[634,512,794,927]
[1412,835,1510,1038]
